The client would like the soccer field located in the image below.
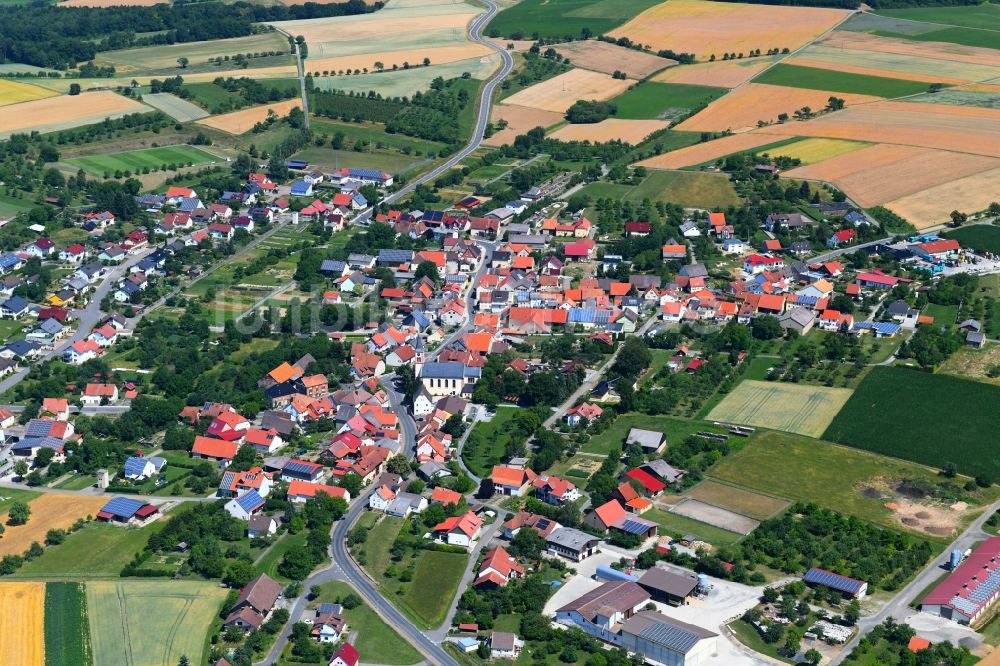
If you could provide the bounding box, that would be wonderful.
[67,145,220,176]
[86,580,227,666]
[708,380,853,437]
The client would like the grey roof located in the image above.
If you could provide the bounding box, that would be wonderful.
[417,461,451,479]
[622,611,717,654]
[39,318,63,335]
[490,632,518,651]
[421,362,480,380]
[643,459,684,483]
[546,527,599,551]
[636,566,699,599]
[678,263,707,278]
[2,296,28,313]
[967,331,986,344]
[625,428,663,450]
[378,249,414,264]
[779,307,815,327]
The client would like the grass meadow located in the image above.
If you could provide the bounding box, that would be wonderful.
[626,170,741,208]
[67,145,220,176]
[44,582,92,666]
[824,366,1000,479]
[754,63,933,98]
[612,81,727,120]
[487,0,663,39]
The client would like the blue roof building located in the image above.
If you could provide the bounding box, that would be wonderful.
[97,497,157,523]
[225,489,266,520]
[804,567,868,598]
[290,179,313,197]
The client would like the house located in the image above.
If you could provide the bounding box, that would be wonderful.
[287,479,349,503]
[59,244,87,264]
[967,331,986,349]
[96,497,159,525]
[764,212,813,231]
[224,489,267,521]
[743,254,784,275]
[26,238,55,258]
[243,428,284,454]
[0,296,29,319]
[625,428,665,454]
[81,383,119,407]
[280,459,324,483]
[855,270,899,290]
[123,456,166,481]
[490,632,524,660]
[532,474,581,504]
[564,402,603,427]
[430,486,462,507]
[827,228,856,247]
[290,180,313,197]
[41,398,70,421]
[63,340,101,365]
[721,238,745,255]
[624,222,651,237]
[419,362,481,399]
[330,643,360,666]
[546,527,600,562]
[206,411,250,441]
[584,499,657,539]
[912,238,960,261]
[192,436,239,466]
[247,514,280,539]
[804,567,868,600]
[491,465,537,496]
[779,307,815,336]
[433,511,482,548]
[224,574,283,630]
[219,466,274,499]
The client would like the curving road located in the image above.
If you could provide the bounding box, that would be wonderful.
[258,4,511,663]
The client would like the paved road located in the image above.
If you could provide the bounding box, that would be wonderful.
[832,497,1000,665]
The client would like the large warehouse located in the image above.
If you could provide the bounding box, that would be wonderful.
[922,537,1000,625]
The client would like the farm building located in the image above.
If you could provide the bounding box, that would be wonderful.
[803,568,868,600]
[625,428,665,454]
[97,497,159,525]
[921,537,1000,625]
[546,527,600,562]
[637,566,700,605]
[620,611,719,666]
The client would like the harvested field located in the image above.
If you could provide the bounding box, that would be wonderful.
[885,166,1000,229]
[635,133,789,169]
[907,89,1000,109]
[0,582,44,666]
[785,55,969,85]
[707,380,853,438]
[757,100,1000,157]
[501,68,632,113]
[825,31,1000,70]
[0,79,57,106]
[548,118,668,144]
[0,91,149,139]
[269,0,480,60]
[684,480,789,520]
[653,56,778,89]
[668,498,759,535]
[94,33,292,73]
[140,93,210,122]
[87,580,227,666]
[608,0,849,61]
[783,144,1000,208]
[0,495,107,556]
[676,83,881,133]
[551,40,675,79]
[306,43,492,76]
[771,137,868,165]
[196,99,302,134]
[483,104,564,146]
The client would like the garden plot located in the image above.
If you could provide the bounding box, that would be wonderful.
[707,380,853,438]
[608,0,849,61]
[783,143,1000,208]
[676,83,881,133]
[501,68,632,113]
[552,40,675,79]
[667,498,759,535]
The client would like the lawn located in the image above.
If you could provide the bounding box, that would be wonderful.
[877,3,1000,31]
[14,521,166,578]
[181,82,247,111]
[400,549,467,628]
[944,225,1000,255]
[582,414,731,455]
[45,582,92,666]
[86,580,228,666]
[625,170,741,208]
[707,380,854,438]
[824,366,1000,479]
[612,82,726,120]
[487,0,664,39]
[712,429,995,535]
[0,317,26,342]
[0,192,32,218]
[311,581,422,665]
[462,407,521,477]
[256,530,307,582]
[872,24,1000,49]
[291,146,426,174]
[309,118,446,156]
[67,145,220,176]
[754,64,933,98]
[922,302,959,327]
[361,514,405,577]
[644,508,743,547]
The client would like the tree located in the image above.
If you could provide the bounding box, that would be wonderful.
[224,560,259,588]
[68,83,81,96]
[374,61,384,71]
[751,315,783,340]
[950,210,967,227]
[805,648,821,665]
[845,599,861,625]
[386,454,411,477]
[414,260,439,283]
[339,473,363,498]
[509,527,545,560]
[7,500,30,526]
[229,444,258,472]
[177,57,189,68]
[13,460,28,479]
[179,657,191,666]
[342,592,362,609]
[612,337,652,378]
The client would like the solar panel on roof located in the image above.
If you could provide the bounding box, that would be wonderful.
[536,518,551,530]
[102,497,145,519]
[123,458,148,477]
[619,519,652,535]
[236,490,264,512]
[804,568,863,593]
[284,460,319,475]
[26,420,52,437]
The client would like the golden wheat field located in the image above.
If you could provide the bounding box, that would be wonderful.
[552,40,675,79]
[501,68,632,113]
[886,167,1000,229]
[653,56,778,88]
[196,99,303,134]
[635,133,787,169]
[608,0,848,60]
[0,80,58,107]
[483,104,564,146]
[771,138,869,165]
[0,582,45,666]
[676,83,881,133]
[0,495,108,556]
[548,118,669,144]
[0,91,149,138]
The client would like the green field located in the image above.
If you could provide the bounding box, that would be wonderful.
[67,145,220,176]
[361,515,405,577]
[872,25,1000,49]
[707,380,854,438]
[877,3,1000,30]
[0,487,41,513]
[95,33,292,73]
[645,509,742,547]
[581,414,730,455]
[256,530,307,581]
[944,224,1000,254]
[487,0,663,39]
[754,64,934,98]
[824,366,1000,479]
[179,82,247,110]
[310,118,446,155]
[0,192,32,218]
[612,82,727,120]
[462,407,520,477]
[86,580,228,666]
[399,550,467,627]
[710,430,991,533]
[15,522,165,577]
[291,145,427,174]
[311,581,422,665]
[625,170,741,208]
[45,582,93,666]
